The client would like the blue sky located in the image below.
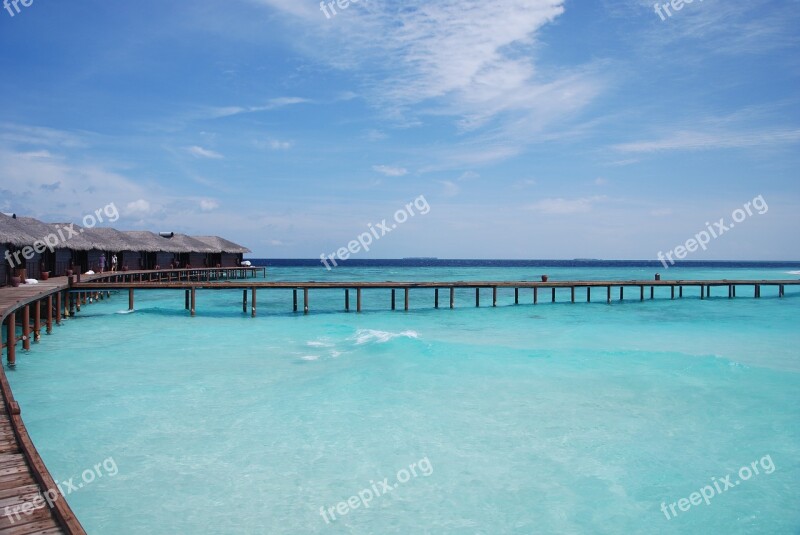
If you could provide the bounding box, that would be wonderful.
[1,0,798,259]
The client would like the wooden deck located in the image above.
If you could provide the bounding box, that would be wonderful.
[0,277,84,534]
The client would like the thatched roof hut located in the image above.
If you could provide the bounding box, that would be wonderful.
[0,213,38,247]
[193,236,251,254]
[122,231,185,253]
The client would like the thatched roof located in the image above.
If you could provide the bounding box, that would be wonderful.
[192,235,251,254]
[1,214,252,255]
[0,213,38,247]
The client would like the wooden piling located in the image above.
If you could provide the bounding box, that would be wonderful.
[435,288,439,309]
[493,287,497,307]
[515,288,519,305]
[357,288,362,313]
[679,286,683,298]
[780,284,784,297]
[587,287,591,303]
[345,289,350,312]
[22,305,30,351]
[607,286,611,304]
[76,293,81,312]
[404,288,409,311]
[534,287,538,304]
[293,289,298,312]
[6,312,15,367]
[33,300,41,342]
[46,295,53,334]
[129,288,134,311]
[620,286,624,301]
[185,290,190,310]
[391,289,396,310]
[706,286,711,298]
[242,290,248,313]
[671,286,675,300]
[304,288,309,314]
[251,288,256,317]
[728,285,733,299]
[571,287,575,303]
[190,287,196,316]
[650,287,654,300]
[700,285,705,300]
[732,286,736,298]
[56,291,62,325]
[450,287,455,309]
[551,288,556,303]
[476,288,480,307]
[755,284,760,298]
[640,286,644,301]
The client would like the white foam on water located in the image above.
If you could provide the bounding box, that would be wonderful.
[116,310,135,315]
[352,329,419,345]
[299,355,319,361]
[786,270,800,275]
[307,340,333,348]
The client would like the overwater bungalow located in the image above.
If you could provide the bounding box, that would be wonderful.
[193,235,251,267]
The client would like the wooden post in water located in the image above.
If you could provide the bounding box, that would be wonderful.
[391,289,396,310]
[357,288,362,313]
[728,285,733,299]
[533,287,538,304]
[22,305,30,351]
[404,288,409,311]
[706,286,711,298]
[6,313,15,367]
[551,288,556,303]
[755,284,760,298]
[251,288,256,317]
[435,289,439,309]
[700,285,705,300]
[450,287,455,309]
[129,288,134,311]
[780,284,784,297]
[732,285,736,298]
[620,286,624,301]
[185,290,190,310]
[46,295,53,334]
[34,300,41,342]
[190,287,196,316]
[475,288,480,307]
[515,288,519,305]
[679,286,683,298]
[242,290,248,313]
[640,286,644,301]
[671,286,675,300]
[293,289,298,312]
[650,287,654,300]
[345,289,350,312]
[76,293,81,312]
[304,288,309,314]
[493,287,497,307]
[607,286,611,304]
[571,287,575,303]
[56,291,62,325]
[587,287,591,303]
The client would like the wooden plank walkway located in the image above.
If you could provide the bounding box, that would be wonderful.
[0,277,84,534]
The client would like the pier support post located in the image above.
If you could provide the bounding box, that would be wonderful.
[534,287,538,305]
[345,289,350,312]
[476,288,480,307]
[755,285,760,298]
[243,290,248,313]
[732,285,736,298]
[493,287,497,307]
[185,290,190,310]
[6,313,16,367]
[404,288,409,311]
[357,288,362,313]
[22,305,30,351]
[650,287,654,300]
[76,293,81,312]
[607,286,611,304]
[700,285,705,300]
[68,293,75,317]
[450,287,454,309]
[515,288,519,305]
[190,288,196,316]
[129,289,134,311]
[620,287,624,301]
[304,288,309,314]
[671,286,675,300]
[46,295,53,334]
[679,286,683,298]
[640,286,644,301]
[571,287,575,303]
[587,287,591,303]
[552,288,556,303]
[34,300,41,342]
[56,291,62,325]
[728,285,733,299]
[707,286,711,298]
[780,284,784,298]
[435,289,439,309]
[391,289,396,310]
[293,290,298,312]
[251,288,256,318]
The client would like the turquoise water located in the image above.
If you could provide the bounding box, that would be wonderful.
[6,265,800,534]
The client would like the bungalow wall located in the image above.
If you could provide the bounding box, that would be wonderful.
[220,253,242,267]
[156,252,175,268]
[87,250,107,272]
[54,248,72,276]
[189,252,206,268]
[121,251,142,271]
[0,245,6,286]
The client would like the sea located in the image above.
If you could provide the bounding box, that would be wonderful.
[5,260,800,534]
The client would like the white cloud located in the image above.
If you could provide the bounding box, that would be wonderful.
[440,180,460,197]
[528,196,608,214]
[269,139,292,150]
[594,177,608,186]
[613,128,800,153]
[372,164,408,177]
[458,171,480,181]
[199,199,219,212]
[126,199,152,215]
[186,145,224,159]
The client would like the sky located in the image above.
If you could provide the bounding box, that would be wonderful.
[0,0,798,260]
